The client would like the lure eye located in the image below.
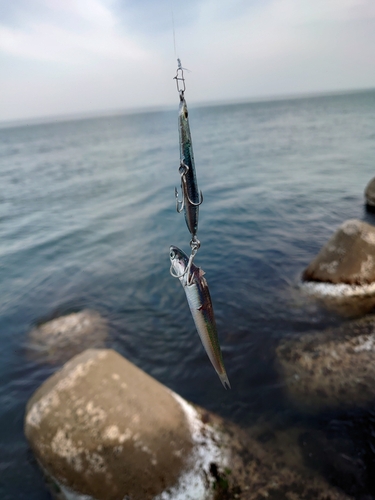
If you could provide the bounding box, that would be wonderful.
[184,108,188,119]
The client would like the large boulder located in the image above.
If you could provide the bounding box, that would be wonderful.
[27,310,108,364]
[25,349,195,500]
[303,219,375,285]
[365,177,375,207]
[25,349,351,500]
[276,315,375,411]
[301,220,375,315]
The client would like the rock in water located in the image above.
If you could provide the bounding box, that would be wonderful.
[25,349,195,500]
[365,177,375,207]
[27,310,108,364]
[303,219,375,285]
[276,315,375,411]
[24,349,351,500]
[301,220,375,315]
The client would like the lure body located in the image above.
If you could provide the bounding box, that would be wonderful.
[170,245,230,389]
[177,96,202,239]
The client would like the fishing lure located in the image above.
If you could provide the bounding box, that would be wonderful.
[174,60,203,244]
[170,245,230,389]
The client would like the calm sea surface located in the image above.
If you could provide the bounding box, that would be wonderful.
[1,89,375,498]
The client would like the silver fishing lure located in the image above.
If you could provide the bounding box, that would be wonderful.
[170,245,230,389]
[174,62,203,242]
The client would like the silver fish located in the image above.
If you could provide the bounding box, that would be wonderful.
[169,245,230,389]
[175,96,203,239]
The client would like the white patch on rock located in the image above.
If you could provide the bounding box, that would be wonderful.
[301,280,375,298]
[119,428,132,443]
[51,429,84,472]
[340,219,375,245]
[85,450,106,473]
[131,435,158,465]
[26,353,104,429]
[353,335,375,352]
[26,391,60,428]
[85,401,106,425]
[341,219,361,236]
[360,255,374,276]
[102,425,132,445]
[103,425,120,441]
[319,261,338,274]
[327,244,346,256]
[155,392,229,500]
[59,360,96,392]
[55,482,94,500]
[361,230,375,246]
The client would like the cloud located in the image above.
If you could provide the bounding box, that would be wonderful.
[170,0,375,100]
[0,0,375,121]
[0,0,146,64]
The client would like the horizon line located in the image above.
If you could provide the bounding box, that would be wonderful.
[1,85,374,131]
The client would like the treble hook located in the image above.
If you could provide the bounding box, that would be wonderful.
[174,161,189,213]
[169,236,201,284]
[186,236,200,285]
[170,263,186,279]
[175,162,203,213]
[174,187,184,213]
[186,189,204,207]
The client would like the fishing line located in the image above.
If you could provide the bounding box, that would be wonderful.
[171,9,177,59]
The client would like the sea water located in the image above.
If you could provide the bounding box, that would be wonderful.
[1,89,375,498]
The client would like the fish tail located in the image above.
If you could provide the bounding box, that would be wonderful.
[219,372,231,390]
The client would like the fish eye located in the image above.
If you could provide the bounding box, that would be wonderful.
[184,108,188,119]
[170,250,175,259]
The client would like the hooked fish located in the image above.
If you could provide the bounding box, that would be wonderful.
[169,245,230,389]
[175,95,203,239]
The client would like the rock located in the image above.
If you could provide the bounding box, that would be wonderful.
[27,310,108,364]
[299,430,369,498]
[301,220,375,315]
[303,219,375,286]
[25,349,195,500]
[276,315,375,411]
[365,177,375,207]
[25,349,351,500]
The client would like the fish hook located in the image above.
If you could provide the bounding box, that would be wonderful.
[174,161,189,213]
[170,264,186,279]
[186,237,200,285]
[174,187,184,213]
[169,236,200,283]
[176,161,203,209]
[186,189,204,207]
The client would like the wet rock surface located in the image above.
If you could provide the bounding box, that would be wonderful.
[298,406,375,500]
[365,177,375,208]
[24,349,358,500]
[302,219,375,286]
[27,310,108,364]
[216,419,351,500]
[245,407,375,500]
[300,430,368,498]
[276,315,375,411]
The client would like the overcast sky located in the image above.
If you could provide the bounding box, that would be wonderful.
[1,0,375,122]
